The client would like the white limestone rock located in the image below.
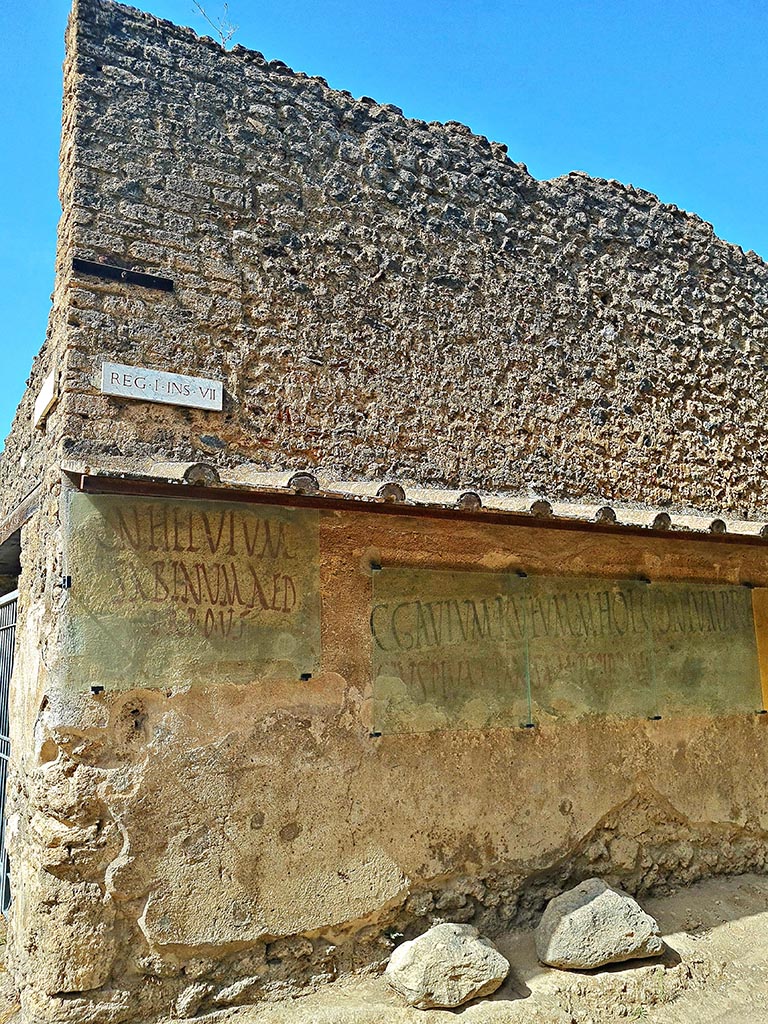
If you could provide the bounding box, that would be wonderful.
[536,877,664,969]
[385,922,510,1009]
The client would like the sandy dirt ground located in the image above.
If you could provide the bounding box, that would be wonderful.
[3,873,768,1023]
[189,874,768,1024]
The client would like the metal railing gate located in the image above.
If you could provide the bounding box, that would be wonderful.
[0,591,16,912]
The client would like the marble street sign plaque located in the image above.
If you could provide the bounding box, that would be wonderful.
[101,361,223,410]
[62,493,321,691]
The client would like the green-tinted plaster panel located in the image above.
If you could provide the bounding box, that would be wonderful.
[525,576,655,721]
[62,493,321,691]
[372,567,531,734]
[371,569,763,733]
[646,581,761,715]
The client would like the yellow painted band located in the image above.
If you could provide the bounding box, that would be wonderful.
[751,588,768,711]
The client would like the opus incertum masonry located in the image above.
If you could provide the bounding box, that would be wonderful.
[3,1,768,1021]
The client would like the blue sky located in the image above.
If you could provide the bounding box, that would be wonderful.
[2,0,768,447]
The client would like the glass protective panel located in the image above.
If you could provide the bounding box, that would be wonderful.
[372,567,530,734]
[62,492,321,692]
[371,569,764,733]
[648,581,762,714]
[526,576,655,721]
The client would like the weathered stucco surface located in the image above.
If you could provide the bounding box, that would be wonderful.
[7,503,768,1023]
[2,1,768,1022]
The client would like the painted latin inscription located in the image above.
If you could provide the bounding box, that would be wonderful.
[372,569,762,733]
[372,571,529,733]
[63,494,320,691]
[100,503,299,639]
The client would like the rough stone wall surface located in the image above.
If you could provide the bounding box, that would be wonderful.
[51,0,768,518]
[5,2,768,1023]
[9,505,768,1024]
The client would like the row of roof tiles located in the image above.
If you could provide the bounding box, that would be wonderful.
[65,460,768,540]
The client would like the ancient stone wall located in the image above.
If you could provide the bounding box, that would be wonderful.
[33,0,768,519]
[4,2,768,1022]
[9,495,768,1024]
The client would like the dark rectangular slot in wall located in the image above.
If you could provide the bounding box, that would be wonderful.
[72,258,174,292]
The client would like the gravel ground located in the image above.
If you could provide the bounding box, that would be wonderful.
[188,874,768,1024]
[4,873,768,1023]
